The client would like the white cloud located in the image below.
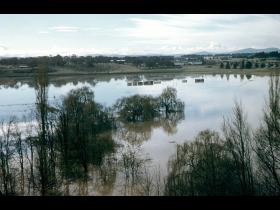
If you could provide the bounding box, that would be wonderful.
[49,26,80,32]
[39,26,101,34]
[0,45,8,51]
[38,31,49,34]
[115,14,280,52]
[83,27,100,31]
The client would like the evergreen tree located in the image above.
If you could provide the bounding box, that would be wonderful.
[225,62,231,69]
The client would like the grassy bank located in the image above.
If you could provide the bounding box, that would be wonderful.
[1,63,280,79]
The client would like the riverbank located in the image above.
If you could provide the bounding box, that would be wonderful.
[1,64,280,80]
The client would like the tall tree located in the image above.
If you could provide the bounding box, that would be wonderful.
[34,58,56,195]
[254,76,280,195]
[223,101,255,195]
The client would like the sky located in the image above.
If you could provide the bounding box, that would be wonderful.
[0,14,280,56]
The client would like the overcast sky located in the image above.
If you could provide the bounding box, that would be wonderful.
[0,14,280,56]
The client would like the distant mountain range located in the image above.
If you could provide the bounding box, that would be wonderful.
[192,51,214,55]
[193,48,280,55]
[230,47,280,54]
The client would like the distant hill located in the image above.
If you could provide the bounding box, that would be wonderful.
[230,48,280,54]
[190,48,280,56]
[193,51,215,55]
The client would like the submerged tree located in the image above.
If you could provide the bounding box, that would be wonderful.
[114,87,184,123]
[0,119,16,195]
[114,95,159,122]
[56,87,115,180]
[159,87,184,115]
[165,130,238,196]
[12,120,25,195]
[119,143,151,195]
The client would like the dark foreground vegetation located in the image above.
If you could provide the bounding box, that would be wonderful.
[0,63,280,195]
[165,77,280,196]
[0,63,185,195]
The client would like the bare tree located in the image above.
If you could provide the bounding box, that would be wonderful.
[223,101,255,195]
[12,120,25,195]
[0,119,16,195]
[254,76,280,195]
[34,58,57,195]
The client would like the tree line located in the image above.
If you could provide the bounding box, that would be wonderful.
[0,52,278,70]
[0,55,176,69]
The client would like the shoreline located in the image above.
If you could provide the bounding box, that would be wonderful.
[1,65,280,79]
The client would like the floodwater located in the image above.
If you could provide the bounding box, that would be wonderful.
[0,73,270,195]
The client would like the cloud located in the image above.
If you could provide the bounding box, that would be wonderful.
[0,45,8,51]
[84,27,100,31]
[2,15,280,56]
[40,26,101,34]
[49,26,80,32]
[38,31,49,34]
[115,14,280,52]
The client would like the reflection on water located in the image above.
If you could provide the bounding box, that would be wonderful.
[0,73,255,89]
[94,155,118,195]
[116,112,185,145]
[0,72,270,195]
[195,78,204,83]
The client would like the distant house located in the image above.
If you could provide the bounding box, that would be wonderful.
[154,81,161,84]
[115,59,126,64]
[174,62,184,68]
[110,59,126,64]
[204,56,215,60]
